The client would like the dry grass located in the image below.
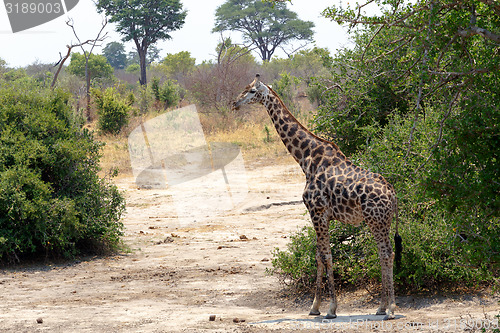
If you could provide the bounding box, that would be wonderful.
[97,96,317,178]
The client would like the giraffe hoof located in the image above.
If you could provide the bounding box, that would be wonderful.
[309,310,320,316]
[383,314,395,321]
[325,313,337,319]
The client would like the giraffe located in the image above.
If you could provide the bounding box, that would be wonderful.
[232,74,402,320]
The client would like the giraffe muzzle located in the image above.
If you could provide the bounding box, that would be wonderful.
[232,101,242,111]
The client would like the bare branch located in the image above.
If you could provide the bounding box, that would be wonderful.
[414,88,463,173]
[405,2,434,159]
[51,17,109,122]
[435,34,458,69]
[457,3,500,44]
[361,24,384,62]
[355,0,376,22]
[279,41,311,58]
[428,68,490,76]
[365,35,415,63]
[51,47,72,89]
[215,33,257,66]
[458,26,500,43]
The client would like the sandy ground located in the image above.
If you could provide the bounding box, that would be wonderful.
[0,158,498,332]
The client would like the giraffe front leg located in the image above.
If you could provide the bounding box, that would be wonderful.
[309,250,324,316]
[375,271,388,316]
[324,253,337,319]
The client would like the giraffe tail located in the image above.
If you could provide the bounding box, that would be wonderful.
[394,197,403,272]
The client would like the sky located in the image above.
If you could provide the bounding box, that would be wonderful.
[0,0,353,68]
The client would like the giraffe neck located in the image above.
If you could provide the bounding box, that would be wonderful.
[262,87,345,174]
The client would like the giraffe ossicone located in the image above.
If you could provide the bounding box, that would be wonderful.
[233,74,402,320]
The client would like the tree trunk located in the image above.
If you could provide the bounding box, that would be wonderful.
[85,54,91,121]
[51,46,72,90]
[138,46,148,86]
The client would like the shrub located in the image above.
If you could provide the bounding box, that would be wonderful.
[125,63,140,74]
[271,72,301,116]
[270,111,498,292]
[0,79,125,262]
[151,77,181,109]
[66,53,114,82]
[92,87,130,134]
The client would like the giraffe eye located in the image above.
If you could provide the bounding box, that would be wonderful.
[249,88,257,94]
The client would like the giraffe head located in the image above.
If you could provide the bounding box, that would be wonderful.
[232,74,270,110]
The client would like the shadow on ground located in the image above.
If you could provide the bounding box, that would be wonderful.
[249,313,406,329]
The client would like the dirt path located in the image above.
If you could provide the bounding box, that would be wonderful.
[1,159,498,332]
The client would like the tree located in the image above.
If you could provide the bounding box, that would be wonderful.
[0,58,6,74]
[54,18,109,120]
[213,0,314,61]
[157,51,195,81]
[67,52,115,120]
[321,0,499,218]
[185,38,257,111]
[67,53,114,81]
[96,0,187,86]
[103,41,127,69]
[265,0,499,291]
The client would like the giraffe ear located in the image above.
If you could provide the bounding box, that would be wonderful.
[254,74,261,85]
[253,74,268,95]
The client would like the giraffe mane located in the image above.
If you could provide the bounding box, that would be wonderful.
[265,84,343,153]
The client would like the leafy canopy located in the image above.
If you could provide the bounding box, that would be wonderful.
[319,0,500,217]
[213,0,314,61]
[157,51,196,78]
[102,41,127,70]
[66,52,114,81]
[96,0,186,44]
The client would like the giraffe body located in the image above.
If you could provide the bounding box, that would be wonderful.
[233,75,400,320]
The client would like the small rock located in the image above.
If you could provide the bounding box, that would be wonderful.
[171,233,179,238]
[261,258,270,262]
[209,315,216,321]
[164,236,174,243]
[233,318,240,323]
[239,235,248,240]
[36,318,43,324]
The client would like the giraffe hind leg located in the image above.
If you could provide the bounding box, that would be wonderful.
[368,218,396,320]
[376,242,396,320]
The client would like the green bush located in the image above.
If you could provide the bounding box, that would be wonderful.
[92,87,130,134]
[269,222,378,291]
[271,72,301,115]
[0,79,125,262]
[270,111,498,292]
[151,77,181,109]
